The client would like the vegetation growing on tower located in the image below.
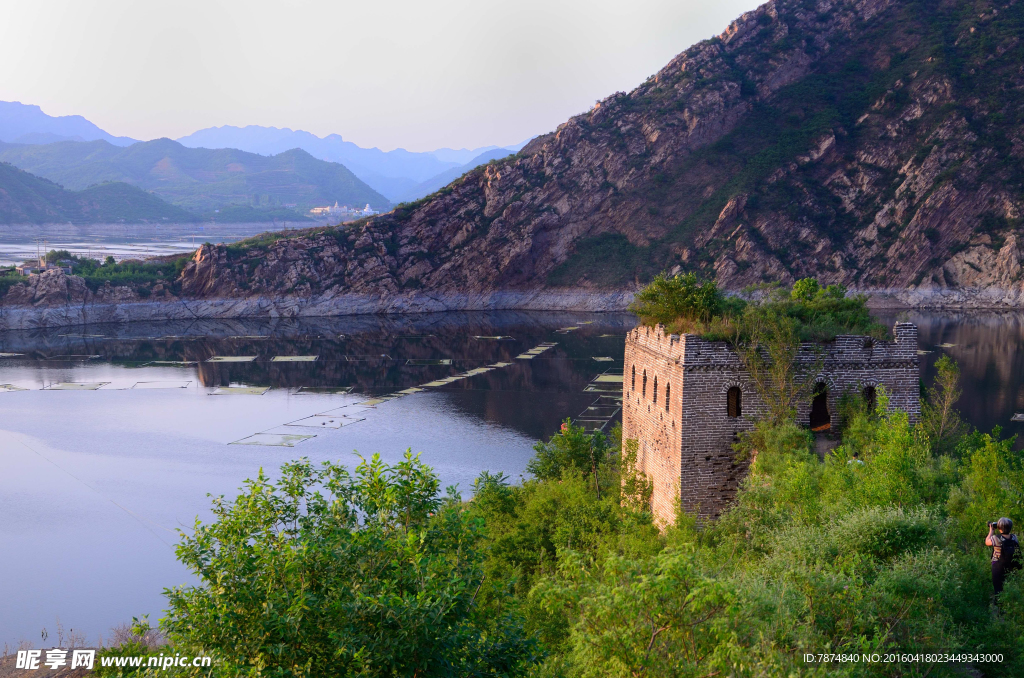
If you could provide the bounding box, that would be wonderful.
[629,273,888,342]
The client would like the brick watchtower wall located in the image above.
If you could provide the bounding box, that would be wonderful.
[621,325,688,525]
[622,322,920,526]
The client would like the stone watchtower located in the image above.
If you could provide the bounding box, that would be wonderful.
[621,322,920,525]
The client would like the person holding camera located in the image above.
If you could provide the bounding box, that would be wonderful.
[986,517,1020,599]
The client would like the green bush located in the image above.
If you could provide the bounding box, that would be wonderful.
[831,506,942,562]
[628,272,723,326]
[161,452,536,677]
[631,275,888,342]
[527,419,609,484]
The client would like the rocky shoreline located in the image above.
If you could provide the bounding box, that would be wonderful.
[0,277,636,330]
[1,269,1023,331]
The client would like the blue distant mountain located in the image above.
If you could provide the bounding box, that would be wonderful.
[0,101,534,203]
[0,138,390,213]
[0,101,137,147]
[395,148,517,203]
[177,126,530,202]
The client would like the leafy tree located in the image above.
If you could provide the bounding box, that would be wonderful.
[619,439,654,514]
[161,452,536,677]
[790,277,821,301]
[527,420,608,496]
[733,305,821,425]
[470,427,662,658]
[922,355,971,455]
[532,549,736,678]
[947,429,1024,549]
[628,273,724,327]
[790,277,847,302]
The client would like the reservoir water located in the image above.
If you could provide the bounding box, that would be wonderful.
[0,222,312,267]
[2,308,1024,646]
[0,311,632,645]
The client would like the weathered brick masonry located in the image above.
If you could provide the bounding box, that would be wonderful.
[622,322,920,525]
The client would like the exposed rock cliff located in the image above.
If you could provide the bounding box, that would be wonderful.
[5,0,1024,324]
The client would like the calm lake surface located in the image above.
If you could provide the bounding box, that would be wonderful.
[0,311,631,645]
[2,308,1023,645]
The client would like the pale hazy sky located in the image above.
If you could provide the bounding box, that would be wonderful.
[1,0,763,152]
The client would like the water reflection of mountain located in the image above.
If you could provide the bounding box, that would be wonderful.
[0,311,634,350]
[11,308,1024,443]
[0,311,634,441]
[878,311,1024,440]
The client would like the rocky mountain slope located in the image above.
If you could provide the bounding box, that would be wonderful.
[5,0,1024,321]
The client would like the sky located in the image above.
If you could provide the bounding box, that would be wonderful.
[1,0,764,152]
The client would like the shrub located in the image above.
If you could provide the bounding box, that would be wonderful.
[528,420,609,489]
[161,452,536,677]
[628,272,723,326]
[631,275,887,342]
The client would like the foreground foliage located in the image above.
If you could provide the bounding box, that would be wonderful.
[137,362,1024,677]
[160,452,536,677]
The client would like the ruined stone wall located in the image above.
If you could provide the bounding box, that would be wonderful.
[623,322,921,524]
[621,325,687,526]
[674,336,761,520]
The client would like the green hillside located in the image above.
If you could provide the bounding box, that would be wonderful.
[199,205,313,223]
[0,139,390,213]
[0,162,196,224]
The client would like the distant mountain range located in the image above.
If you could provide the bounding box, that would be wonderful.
[398,147,517,201]
[0,101,136,147]
[0,162,195,224]
[0,101,530,203]
[0,138,389,213]
[176,126,527,202]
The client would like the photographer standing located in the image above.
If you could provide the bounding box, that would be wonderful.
[986,518,1021,599]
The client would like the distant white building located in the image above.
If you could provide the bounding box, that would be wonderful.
[309,202,379,219]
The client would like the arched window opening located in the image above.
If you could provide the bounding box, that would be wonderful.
[810,382,831,431]
[653,377,658,404]
[665,383,671,412]
[863,385,877,414]
[642,370,647,398]
[631,365,636,391]
[727,387,742,418]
